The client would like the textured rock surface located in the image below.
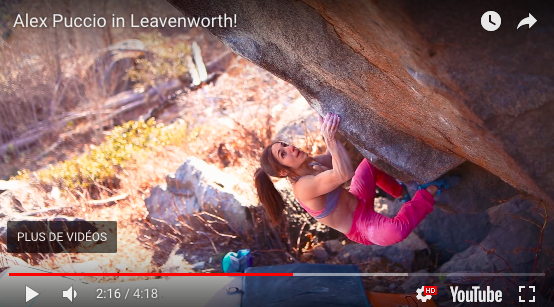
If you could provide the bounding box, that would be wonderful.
[0,180,77,245]
[145,157,254,235]
[338,232,428,271]
[168,0,554,210]
[379,196,490,264]
[323,240,344,256]
[0,181,46,216]
[439,196,554,279]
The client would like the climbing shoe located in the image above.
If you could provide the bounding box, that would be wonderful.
[418,175,461,195]
[399,182,412,202]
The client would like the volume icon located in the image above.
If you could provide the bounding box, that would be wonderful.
[62,285,77,302]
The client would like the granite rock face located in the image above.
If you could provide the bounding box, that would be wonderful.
[168,0,554,210]
[337,232,429,271]
[439,197,554,287]
[377,196,492,264]
[144,157,254,235]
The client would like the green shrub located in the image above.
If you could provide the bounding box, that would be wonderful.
[17,119,194,190]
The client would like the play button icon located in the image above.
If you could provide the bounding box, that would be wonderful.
[25,286,39,303]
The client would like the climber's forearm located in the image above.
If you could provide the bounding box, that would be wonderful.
[327,139,354,181]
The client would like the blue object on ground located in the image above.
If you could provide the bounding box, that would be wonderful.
[222,249,252,273]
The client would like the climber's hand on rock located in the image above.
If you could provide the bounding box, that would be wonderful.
[321,113,340,144]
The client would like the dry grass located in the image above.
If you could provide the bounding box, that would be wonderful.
[1,56,325,282]
[12,147,188,283]
[0,0,188,157]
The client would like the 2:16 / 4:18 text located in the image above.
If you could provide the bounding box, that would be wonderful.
[96,288,159,299]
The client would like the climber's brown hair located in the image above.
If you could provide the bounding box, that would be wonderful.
[254,141,293,225]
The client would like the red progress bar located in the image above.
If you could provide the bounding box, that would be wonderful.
[9,273,293,276]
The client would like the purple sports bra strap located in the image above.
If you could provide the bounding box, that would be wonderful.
[315,187,341,219]
[297,187,341,219]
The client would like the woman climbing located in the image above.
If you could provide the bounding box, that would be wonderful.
[254,113,459,246]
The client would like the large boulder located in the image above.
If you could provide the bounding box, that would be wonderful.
[377,196,491,264]
[0,181,46,216]
[145,157,254,235]
[338,232,429,271]
[0,181,56,245]
[168,0,554,212]
[439,196,554,289]
[415,209,490,265]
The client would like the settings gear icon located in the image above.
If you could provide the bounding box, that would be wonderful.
[416,286,432,302]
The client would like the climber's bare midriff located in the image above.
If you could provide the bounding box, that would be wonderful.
[294,185,360,234]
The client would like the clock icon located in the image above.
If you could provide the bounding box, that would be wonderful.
[481,11,501,31]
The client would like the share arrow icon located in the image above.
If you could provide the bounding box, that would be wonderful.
[517,13,537,29]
